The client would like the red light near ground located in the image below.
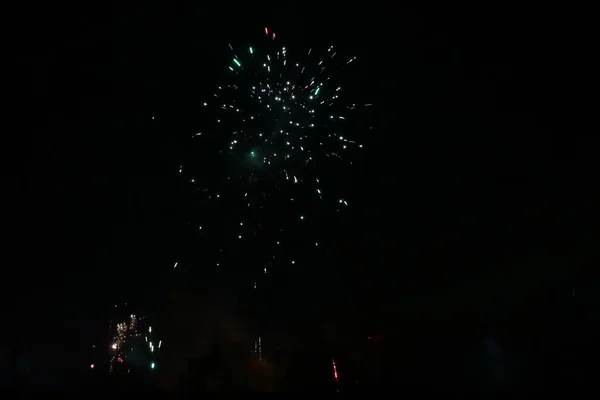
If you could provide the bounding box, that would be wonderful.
[332,359,339,383]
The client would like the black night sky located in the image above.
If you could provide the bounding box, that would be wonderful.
[9,3,597,390]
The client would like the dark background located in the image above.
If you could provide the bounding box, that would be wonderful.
[7,2,597,389]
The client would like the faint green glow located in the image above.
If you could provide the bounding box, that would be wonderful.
[249,47,253,54]
[314,87,320,96]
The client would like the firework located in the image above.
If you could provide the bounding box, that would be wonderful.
[170,27,372,359]
[108,313,161,372]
